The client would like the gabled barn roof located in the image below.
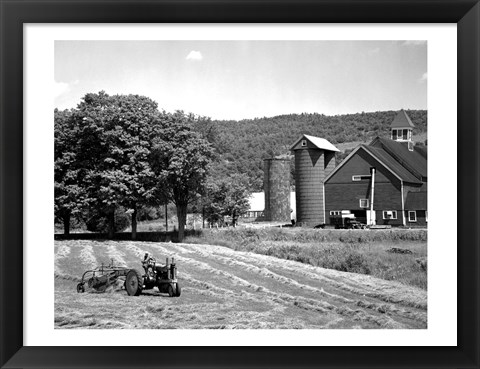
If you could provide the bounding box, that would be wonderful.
[414,144,428,159]
[363,146,423,184]
[390,110,415,129]
[370,137,427,180]
[324,138,426,185]
[290,134,340,152]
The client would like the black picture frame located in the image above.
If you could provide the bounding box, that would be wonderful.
[1,1,479,368]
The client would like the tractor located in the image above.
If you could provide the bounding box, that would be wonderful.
[126,253,181,297]
[76,253,181,297]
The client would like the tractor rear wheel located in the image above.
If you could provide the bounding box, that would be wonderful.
[125,269,143,296]
[175,283,181,297]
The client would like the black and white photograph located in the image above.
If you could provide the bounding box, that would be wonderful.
[54,40,428,330]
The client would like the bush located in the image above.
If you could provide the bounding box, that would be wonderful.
[339,253,371,274]
[136,206,161,221]
[85,207,131,233]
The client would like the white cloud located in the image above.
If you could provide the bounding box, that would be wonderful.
[54,80,79,98]
[186,50,203,61]
[418,72,428,83]
[403,40,427,46]
[54,81,70,98]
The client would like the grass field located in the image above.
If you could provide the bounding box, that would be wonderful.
[55,239,427,329]
[184,228,428,289]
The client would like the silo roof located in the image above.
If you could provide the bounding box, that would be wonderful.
[290,134,340,152]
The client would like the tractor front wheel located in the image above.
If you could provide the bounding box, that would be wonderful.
[125,269,143,296]
[175,283,181,297]
[168,284,175,297]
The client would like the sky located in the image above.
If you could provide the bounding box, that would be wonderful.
[55,40,427,120]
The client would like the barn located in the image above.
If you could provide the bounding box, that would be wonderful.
[324,110,427,227]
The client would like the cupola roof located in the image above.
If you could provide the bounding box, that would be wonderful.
[390,110,415,129]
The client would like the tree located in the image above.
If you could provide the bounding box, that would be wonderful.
[150,111,214,242]
[105,94,164,239]
[71,91,162,239]
[54,108,85,234]
[204,173,251,227]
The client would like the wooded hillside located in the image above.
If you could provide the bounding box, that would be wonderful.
[211,110,427,191]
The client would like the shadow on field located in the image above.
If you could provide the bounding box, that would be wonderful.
[54,230,202,243]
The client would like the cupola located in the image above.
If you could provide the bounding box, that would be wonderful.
[390,110,415,143]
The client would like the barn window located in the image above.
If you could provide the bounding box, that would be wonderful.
[408,211,417,222]
[301,140,307,147]
[392,130,397,140]
[403,129,408,140]
[359,199,369,208]
[352,175,371,181]
[382,210,397,219]
[330,210,341,216]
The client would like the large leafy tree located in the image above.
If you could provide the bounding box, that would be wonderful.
[54,108,85,234]
[150,111,214,242]
[106,94,163,239]
[71,91,162,239]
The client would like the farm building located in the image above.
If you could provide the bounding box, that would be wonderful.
[244,192,296,222]
[324,110,427,227]
[264,156,292,222]
[290,134,340,227]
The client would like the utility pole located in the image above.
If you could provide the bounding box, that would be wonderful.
[370,167,376,225]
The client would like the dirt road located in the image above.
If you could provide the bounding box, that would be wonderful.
[55,240,427,329]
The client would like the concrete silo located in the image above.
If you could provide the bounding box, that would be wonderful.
[263,156,291,222]
[291,135,339,227]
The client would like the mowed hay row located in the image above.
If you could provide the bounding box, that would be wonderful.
[55,240,427,329]
[176,242,427,314]
[55,241,135,281]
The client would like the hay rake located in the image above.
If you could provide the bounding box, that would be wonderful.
[76,259,130,293]
[76,253,181,297]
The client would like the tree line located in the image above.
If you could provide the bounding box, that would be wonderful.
[55,91,427,240]
[55,92,252,241]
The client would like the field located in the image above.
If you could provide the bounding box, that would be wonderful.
[55,239,427,329]
[185,228,428,289]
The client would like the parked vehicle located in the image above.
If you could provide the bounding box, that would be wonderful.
[331,216,366,229]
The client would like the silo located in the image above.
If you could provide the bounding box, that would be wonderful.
[264,157,291,222]
[291,135,339,227]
